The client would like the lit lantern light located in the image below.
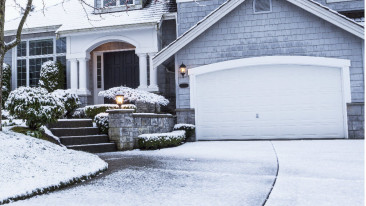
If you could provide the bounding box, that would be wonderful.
[115,94,124,109]
[179,63,187,78]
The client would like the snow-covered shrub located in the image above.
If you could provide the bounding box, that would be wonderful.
[2,63,11,107]
[98,86,169,106]
[72,107,86,118]
[174,124,195,140]
[38,61,64,92]
[137,130,185,150]
[84,104,136,119]
[94,113,109,134]
[85,104,118,119]
[5,87,65,130]
[52,89,81,117]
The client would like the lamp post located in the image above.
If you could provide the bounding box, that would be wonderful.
[115,94,124,109]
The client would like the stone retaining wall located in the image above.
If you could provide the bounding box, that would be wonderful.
[107,109,175,150]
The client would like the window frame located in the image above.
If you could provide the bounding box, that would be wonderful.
[253,0,272,14]
[14,36,67,88]
[102,0,135,8]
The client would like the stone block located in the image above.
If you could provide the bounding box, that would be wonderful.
[347,105,362,116]
[354,130,365,139]
[352,121,364,131]
[141,118,150,126]
[151,118,158,126]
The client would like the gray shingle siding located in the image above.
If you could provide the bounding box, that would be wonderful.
[175,0,364,109]
[312,0,364,12]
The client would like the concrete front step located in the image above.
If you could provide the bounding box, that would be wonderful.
[67,143,117,153]
[51,127,100,137]
[49,119,93,128]
[60,134,110,146]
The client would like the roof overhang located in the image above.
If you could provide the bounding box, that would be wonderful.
[4,25,61,37]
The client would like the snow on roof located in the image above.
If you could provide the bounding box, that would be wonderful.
[5,0,176,35]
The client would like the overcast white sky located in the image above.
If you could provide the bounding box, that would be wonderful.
[5,0,64,21]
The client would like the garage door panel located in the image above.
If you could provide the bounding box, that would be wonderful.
[195,64,345,140]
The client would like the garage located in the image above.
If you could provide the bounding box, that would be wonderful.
[189,56,351,140]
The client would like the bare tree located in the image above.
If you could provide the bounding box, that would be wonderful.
[0,0,33,131]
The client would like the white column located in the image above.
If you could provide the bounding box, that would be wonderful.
[148,53,159,91]
[77,58,91,95]
[137,53,148,89]
[70,58,78,91]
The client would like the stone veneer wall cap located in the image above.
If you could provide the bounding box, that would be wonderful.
[132,113,174,118]
[175,108,195,112]
[106,109,135,114]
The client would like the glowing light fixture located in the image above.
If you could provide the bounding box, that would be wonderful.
[179,63,187,77]
[115,94,124,109]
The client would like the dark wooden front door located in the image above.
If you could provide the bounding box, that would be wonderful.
[104,51,139,90]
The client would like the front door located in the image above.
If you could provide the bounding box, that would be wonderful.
[104,51,139,90]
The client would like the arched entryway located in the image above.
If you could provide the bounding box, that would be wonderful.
[90,42,140,104]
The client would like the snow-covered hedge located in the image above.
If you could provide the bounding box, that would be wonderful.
[5,87,64,130]
[2,63,11,107]
[137,130,185,150]
[84,104,136,119]
[52,89,81,117]
[39,61,64,92]
[98,86,169,106]
[94,113,109,134]
[174,124,195,140]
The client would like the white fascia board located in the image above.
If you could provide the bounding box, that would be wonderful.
[4,25,61,36]
[56,22,158,37]
[162,12,177,20]
[153,0,246,67]
[287,0,364,39]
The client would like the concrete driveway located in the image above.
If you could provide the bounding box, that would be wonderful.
[9,140,364,206]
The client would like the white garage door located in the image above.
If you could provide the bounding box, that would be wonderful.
[194,64,345,140]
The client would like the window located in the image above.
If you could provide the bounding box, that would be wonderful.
[15,37,67,88]
[103,0,134,7]
[254,0,272,13]
[29,39,53,56]
[97,56,102,88]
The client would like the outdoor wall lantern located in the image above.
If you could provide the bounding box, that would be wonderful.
[179,63,187,78]
[115,94,124,109]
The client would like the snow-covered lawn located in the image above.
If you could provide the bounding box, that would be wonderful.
[266,140,364,206]
[0,128,108,204]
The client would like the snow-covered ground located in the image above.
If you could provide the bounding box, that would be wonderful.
[5,140,364,206]
[266,140,364,206]
[8,141,278,206]
[0,128,108,204]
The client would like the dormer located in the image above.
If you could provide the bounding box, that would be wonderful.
[94,0,149,13]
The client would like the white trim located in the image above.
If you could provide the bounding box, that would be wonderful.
[189,56,351,138]
[153,0,245,67]
[286,0,364,39]
[153,0,364,67]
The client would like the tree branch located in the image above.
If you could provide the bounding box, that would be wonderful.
[5,0,33,52]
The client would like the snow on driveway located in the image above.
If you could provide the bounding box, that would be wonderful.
[9,141,278,206]
[266,140,364,206]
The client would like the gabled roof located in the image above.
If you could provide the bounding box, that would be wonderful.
[153,0,364,67]
[5,0,176,36]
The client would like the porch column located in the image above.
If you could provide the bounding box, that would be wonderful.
[77,57,91,95]
[148,53,158,91]
[70,58,78,91]
[137,53,148,89]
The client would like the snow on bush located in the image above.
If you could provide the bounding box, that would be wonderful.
[5,87,65,130]
[98,86,169,106]
[52,89,81,117]
[94,113,109,134]
[2,63,11,107]
[0,129,107,204]
[174,124,196,140]
[84,104,136,119]
[39,61,64,92]
[137,130,186,150]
